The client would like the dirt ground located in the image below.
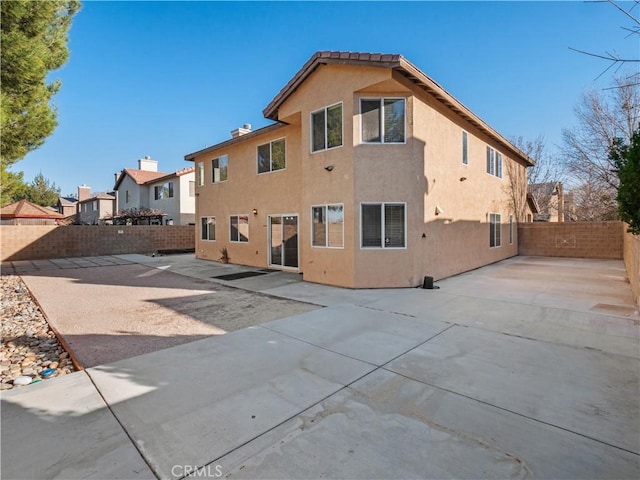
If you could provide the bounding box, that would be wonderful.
[20,264,319,368]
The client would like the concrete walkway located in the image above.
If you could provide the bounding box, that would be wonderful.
[2,255,639,479]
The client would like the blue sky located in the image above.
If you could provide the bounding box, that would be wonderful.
[15,0,639,196]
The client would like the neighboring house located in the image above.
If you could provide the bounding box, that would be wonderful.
[77,187,117,225]
[56,196,78,217]
[113,156,196,225]
[0,199,64,225]
[525,193,540,223]
[528,182,564,222]
[185,51,533,288]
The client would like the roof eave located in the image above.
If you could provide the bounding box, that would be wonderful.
[184,122,288,161]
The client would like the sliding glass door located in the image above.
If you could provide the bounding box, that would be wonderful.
[268,214,298,269]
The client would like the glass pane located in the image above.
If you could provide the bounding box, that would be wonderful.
[230,215,239,242]
[238,215,249,242]
[201,218,208,240]
[283,216,298,268]
[220,155,228,181]
[271,139,286,171]
[361,100,381,143]
[327,104,343,149]
[312,206,326,247]
[384,99,405,143]
[486,147,491,174]
[311,110,326,152]
[495,214,501,246]
[212,158,220,183]
[270,216,282,265]
[462,131,468,164]
[197,162,204,186]
[257,144,271,174]
[361,204,382,247]
[327,204,343,247]
[384,204,405,247]
[496,152,502,178]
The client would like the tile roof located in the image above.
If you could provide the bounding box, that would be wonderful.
[262,51,533,166]
[114,166,195,190]
[58,196,78,206]
[0,200,64,219]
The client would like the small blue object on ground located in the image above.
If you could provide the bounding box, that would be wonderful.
[41,369,55,379]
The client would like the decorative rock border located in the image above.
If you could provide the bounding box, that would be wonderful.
[1,275,76,390]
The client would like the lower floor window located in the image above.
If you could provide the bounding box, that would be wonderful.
[490,213,501,247]
[312,204,344,248]
[230,215,249,242]
[361,203,406,248]
[201,216,216,241]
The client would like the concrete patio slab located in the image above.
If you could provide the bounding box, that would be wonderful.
[219,369,640,479]
[386,325,640,454]
[0,372,154,479]
[87,326,375,479]
[262,304,452,365]
[367,288,640,357]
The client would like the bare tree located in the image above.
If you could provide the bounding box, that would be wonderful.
[569,0,639,79]
[504,159,529,222]
[561,73,639,220]
[510,135,566,218]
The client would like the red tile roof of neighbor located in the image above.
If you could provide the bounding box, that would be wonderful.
[0,200,64,219]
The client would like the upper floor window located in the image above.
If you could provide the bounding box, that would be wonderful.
[312,204,344,248]
[230,215,249,242]
[361,202,406,249]
[212,155,228,183]
[125,190,130,203]
[311,103,343,152]
[92,201,98,211]
[154,182,174,200]
[189,181,195,197]
[257,138,286,174]
[361,98,405,144]
[197,162,204,186]
[462,131,468,165]
[486,147,503,178]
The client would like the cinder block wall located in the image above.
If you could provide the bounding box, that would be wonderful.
[1,225,195,261]
[518,221,624,259]
[623,227,640,308]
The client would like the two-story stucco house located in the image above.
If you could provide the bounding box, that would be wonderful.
[114,157,196,225]
[185,51,533,288]
[76,185,116,225]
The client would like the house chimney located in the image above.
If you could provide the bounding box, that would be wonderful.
[231,124,252,139]
[78,185,91,202]
[138,156,158,172]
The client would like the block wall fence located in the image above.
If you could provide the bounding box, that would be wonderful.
[0,225,195,262]
[518,222,624,259]
[623,228,640,308]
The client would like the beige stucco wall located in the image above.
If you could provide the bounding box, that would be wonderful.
[192,62,527,288]
[194,123,303,269]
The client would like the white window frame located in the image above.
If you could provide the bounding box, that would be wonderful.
[257,138,286,174]
[197,162,204,187]
[489,213,501,248]
[360,97,407,145]
[462,131,468,165]
[486,146,503,178]
[311,204,344,249]
[201,216,216,242]
[360,202,407,249]
[229,214,249,243]
[310,102,343,153]
[212,155,228,183]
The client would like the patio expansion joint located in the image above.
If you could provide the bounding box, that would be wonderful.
[382,368,640,458]
[84,369,162,480]
[179,323,459,480]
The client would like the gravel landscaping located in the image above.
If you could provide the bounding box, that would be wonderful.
[1,275,75,390]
